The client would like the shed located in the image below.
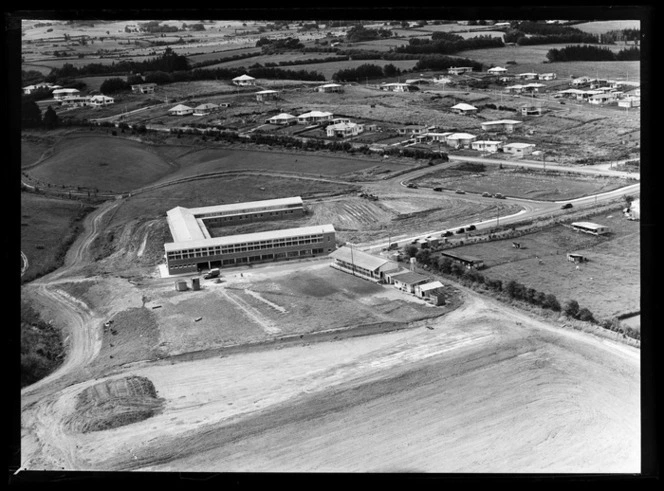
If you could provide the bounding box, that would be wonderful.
[571,222,608,235]
[488,66,508,74]
[255,89,278,102]
[414,280,444,298]
[439,251,484,269]
[567,253,586,263]
[502,142,536,156]
[471,140,503,153]
[389,271,430,293]
[174,280,188,291]
[191,277,201,291]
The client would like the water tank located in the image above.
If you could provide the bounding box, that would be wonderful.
[174,280,187,291]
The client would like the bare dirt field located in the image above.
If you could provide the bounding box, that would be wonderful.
[441,210,640,320]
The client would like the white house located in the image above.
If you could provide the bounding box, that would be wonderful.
[505,84,525,94]
[618,97,640,108]
[450,103,478,115]
[488,66,508,75]
[255,89,278,102]
[232,74,256,86]
[415,132,453,144]
[588,93,617,105]
[131,83,157,94]
[380,82,416,92]
[168,104,194,116]
[193,103,219,116]
[52,88,80,100]
[517,72,539,80]
[539,72,557,81]
[471,140,503,153]
[520,105,542,116]
[297,110,333,124]
[502,142,536,156]
[23,82,60,94]
[317,83,343,93]
[266,113,297,125]
[445,132,477,148]
[398,125,430,136]
[448,66,474,75]
[89,95,115,107]
[414,280,444,298]
[481,119,523,132]
[570,76,592,87]
[326,122,364,138]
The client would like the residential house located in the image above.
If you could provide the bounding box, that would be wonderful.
[445,132,477,149]
[255,89,278,102]
[89,95,115,107]
[329,246,399,283]
[517,72,539,80]
[502,142,536,157]
[588,93,617,105]
[168,104,194,116]
[297,111,334,124]
[471,140,503,153]
[380,82,416,92]
[480,119,523,132]
[317,83,343,93]
[131,83,157,94]
[266,113,297,125]
[193,103,219,116]
[232,74,256,86]
[520,105,542,116]
[414,280,445,301]
[326,122,364,138]
[539,72,557,81]
[398,125,431,136]
[52,88,80,100]
[488,66,508,75]
[450,103,478,115]
[415,132,453,144]
[570,76,592,87]
[389,271,431,293]
[448,66,474,75]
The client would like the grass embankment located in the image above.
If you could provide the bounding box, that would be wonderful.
[21,300,64,388]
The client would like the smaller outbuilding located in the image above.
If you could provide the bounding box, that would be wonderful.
[131,83,157,94]
[266,113,297,125]
[398,124,430,136]
[414,280,444,299]
[439,251,484,269]
[317,83,344,93]
[502,142,536,157]
[567,253,587,263]
[389,271,431,293]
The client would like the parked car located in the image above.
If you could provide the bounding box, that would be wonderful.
[407,183,418,189]
[203,268,220,279]
[388,242,399,250]
[456,227,465,234]
[467,225,476,231]
[561,203,573,209]
[433,187,443,192]
[442,231,453,237]
[482,192,491,197]
[455,189,465,194]
[493,193,505,199]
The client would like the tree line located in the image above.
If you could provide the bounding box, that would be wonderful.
[503,21,599,45]
[394,34,504,55]
[546,45,640,62]
[332,63,402,82]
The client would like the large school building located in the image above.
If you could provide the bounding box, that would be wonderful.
[164,197,336,274]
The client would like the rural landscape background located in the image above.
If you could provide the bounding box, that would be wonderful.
[13,9,652,479]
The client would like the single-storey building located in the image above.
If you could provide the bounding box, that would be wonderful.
[439,251,485,269]
[52,88,80,100]
[380,82,417,92]
[317,83,343,93]
[266,113,297,125]
[571,222,608,235]
[23,82,60,94]
[131,83,157,94]
[432,75,452,84]
[297,110,334,124]
[232,74,256,86]
[445,132,477,149]
[326,122,364,138]
[517,72,539,80]
[193,103,219,116]
[521,83,546,93]
[255,89,278,102]
[414,280,444,299]
[61,96,91,107]
[471,140,503,153]
[480,119,523,132]
[618,97,640,108]
[448,66,474,75]
[556,88,587,100]
[567,253,586,263]
[450,103,478,115]
[505,84,526,94]
[502,142,536,157]
[415,132,453,144]
[168,104,194,116]
[570,76,592,87]
[329,246,399,283]
[398,125,430,136]
[588,93,617,105]
[520,105,542,116]
[488,66,508,75]
[89,95,115,107]
[389,271,431,293]
[539,72,557,81]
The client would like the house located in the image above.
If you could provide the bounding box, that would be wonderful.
[450,103,478,115]
[432,75,452,84]
[398,125,430,136]
[23,82,60,94]
[448,66,474,75]
[571,222,608,235]
[471,140,503,153]
[330,117,351,125]
[255,89,278,102]
[329,246,399,283]
[232,74,256,86]
[517,72,539,80]
[414,280,445,300]
[588,93,617,105]
[405,78,431,85]
[570,76,592,87]
[618,97,640,108]
[445,132,477,149]
[380,82,416,92]
[297,110,333,124]
[317,83,343,93]
[556,88,587,100]
[131,83,157,94]
[480,119,523,132]
[521,83,546,93]
[520,105,542,116]
[415,132,453,144]
[388,271,431,293]
[488,66,508,75]
[326,122,364,138]
[89,95,115,107]
[439,251,485,269]
[61,96,91,107]
[193,103,219,116]
[505,84,525,94]
[168,104,194,116]
[539,72,557,81]
[502,142,536,157]
[52,88,80,100]
[266,113,297,125]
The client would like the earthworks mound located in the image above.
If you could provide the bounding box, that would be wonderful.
[69,376,164,433]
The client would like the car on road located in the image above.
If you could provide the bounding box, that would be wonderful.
[561,203,573,209]
[442,231,453,237]
[433,187,443,192]
[493,193,505,199]
[203,268,220,279]
[482,192,491,197]
[455,189,465,194]
[456,227,465,234]
[406,183,418,189]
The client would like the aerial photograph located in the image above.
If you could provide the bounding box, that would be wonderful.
[13,8,650,479]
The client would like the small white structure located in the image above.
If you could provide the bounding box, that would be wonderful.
[445,133,477,149]
[52,88,80,100]
[481,119,523,132]
[517,72,539,80]
[317,83,343,93]
[89,95,115,107]
[193,103,219,116]
[450,103,478,115]
[255,89,278,102]
[571,221,608,235]
[488,66,508,75]
[326,122,364,138]
[414,280,444,298]
[380,82,416,92]
[502,142,536,156]
[131,83,157,94]
[471,140,503,153]
[232,74,256,86]
[539,72,557,81]
[168,104,194,116]
[297,110,333,124]
[448,66,474,75]
[618,97,640,108]
[266,113,297,125]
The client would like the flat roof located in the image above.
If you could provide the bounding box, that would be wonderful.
[482,119,523,125]
[451,103,478,110]
[165,224,335,251]
[390,271,430,285]
[167,207,208,243]
[187,197,303,216]
[330,246,393,272]
[418,281,444,292]
[571,222,607,230]
[440,251,483,262]
[503,142,535,148]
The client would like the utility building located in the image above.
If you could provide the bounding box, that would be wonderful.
[329,246,400,283]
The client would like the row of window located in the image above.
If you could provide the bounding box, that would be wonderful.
[168,248,329,270]
[167,236,329,261]
[198,206,302,219]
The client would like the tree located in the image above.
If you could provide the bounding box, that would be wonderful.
[438,257,453,274]
[382,63,400,77]
[415,249,432,265]
[563,299,580,318]
[543,294,561,311]
[100,77,130,94]
[21,100,42,128]
[43,106,59,129]
[577,308,595,323]
[404,245,418,258]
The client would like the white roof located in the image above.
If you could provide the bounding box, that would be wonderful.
[327,122,360,130]
[329,246,393,272]
[472,140,503,144]
[518,72,539,76]
[52,88,79,94]
[488,66,507,72]
[298,111,333,118]
[482,119,523,125]
[418,281,444,292]
[447,132,477,139]
[503,142,535,149]
[187,197,303,216]
[169,104,193,112]
[167,207,207,242]
[571,221,606,230]
[558,88,586,95]
[523,83,545,88]
[233,74,255,81]
[451,103,478,111]
[255,90,278,94]
[90,95,113,100]
[318,83,342,88]
[269,113,296,120]
[165,224,335,252]
[194,103,219,110]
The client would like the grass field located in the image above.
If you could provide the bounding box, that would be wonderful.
[21,136,53,168]
[26,135,175,192]
[411,165,632,200]
[441,210,640,320]
[574,20,641,34]
[21,193,93,282]
[201,52,344,70]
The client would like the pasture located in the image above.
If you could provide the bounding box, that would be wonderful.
[442,210,640,320]
[574,20,641,34]
[201,52,343,70]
